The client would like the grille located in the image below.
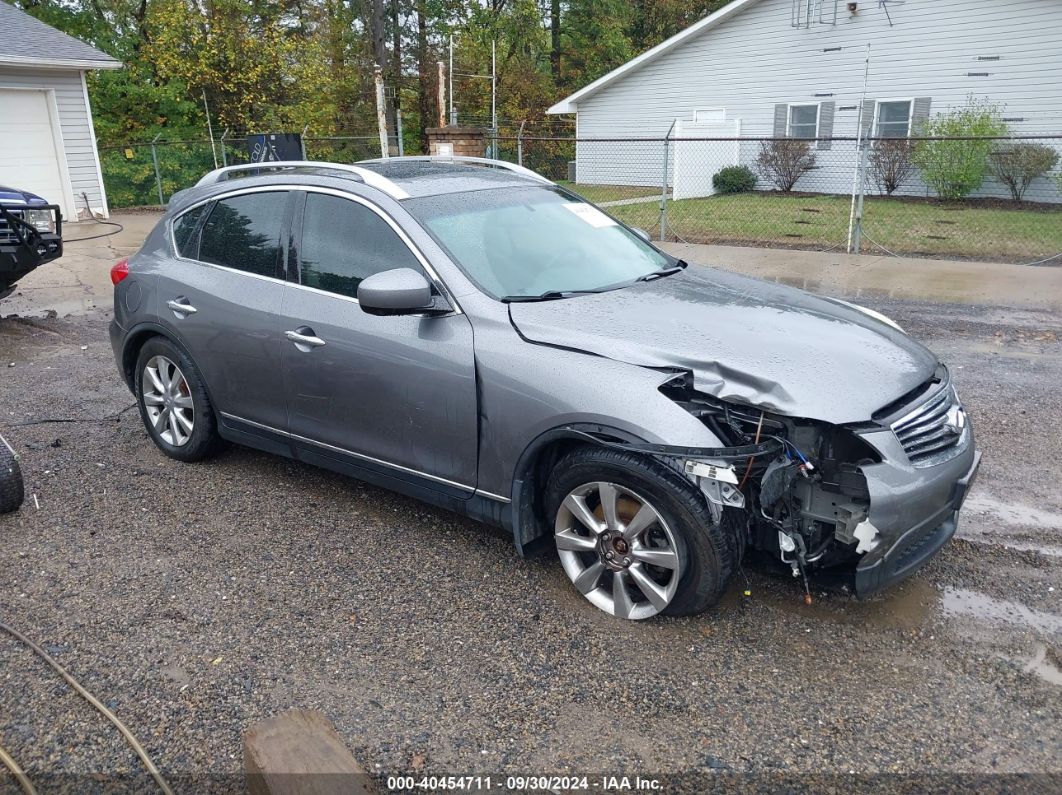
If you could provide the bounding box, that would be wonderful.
[0,209,24,244]
[892,385,965,467]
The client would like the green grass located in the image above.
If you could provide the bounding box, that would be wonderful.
[605,192,1062,262]
[556,181,660,204]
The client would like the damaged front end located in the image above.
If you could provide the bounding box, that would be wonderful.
[655,367,979,598]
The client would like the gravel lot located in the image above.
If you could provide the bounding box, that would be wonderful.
[1,288,1060,792]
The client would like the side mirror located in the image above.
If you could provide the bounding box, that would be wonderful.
[632,228,652,242]
[358,268,449,316]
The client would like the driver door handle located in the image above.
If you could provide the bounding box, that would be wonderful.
[285,328,327,350]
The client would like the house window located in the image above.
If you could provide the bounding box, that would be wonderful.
[875,100,913,138]
[788,104,820,139]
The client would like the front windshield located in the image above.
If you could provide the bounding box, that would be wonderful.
[404,186,674,299]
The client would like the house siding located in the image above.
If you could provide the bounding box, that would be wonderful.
[0,66,108,217]
[572,0,1062,202]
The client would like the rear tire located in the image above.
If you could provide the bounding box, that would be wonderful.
[0,437,24,514]
[135,337,223,462]
[546,446,737,619]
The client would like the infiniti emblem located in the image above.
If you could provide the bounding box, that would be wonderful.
[944,404,966,436]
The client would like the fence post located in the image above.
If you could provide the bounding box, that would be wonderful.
[396,110,404,157]
[659,121,676,242]
[301,125,309,160]
[517,120,525,167]
[220,128,229,167]
[852,140,870,254]
[150,133,164,207]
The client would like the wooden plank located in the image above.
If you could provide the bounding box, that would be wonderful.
[244,709,375,795]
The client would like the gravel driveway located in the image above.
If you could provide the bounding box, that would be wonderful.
[0,296,1059,793]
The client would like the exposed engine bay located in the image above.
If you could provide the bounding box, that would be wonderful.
[663,371,884,592]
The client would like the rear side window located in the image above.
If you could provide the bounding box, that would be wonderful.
[198,192,287,278]
[299,193,423,299]
[172,204,206,258]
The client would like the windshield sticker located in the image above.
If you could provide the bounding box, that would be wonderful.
[563,203,617,228]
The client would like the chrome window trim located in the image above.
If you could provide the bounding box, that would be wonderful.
[218,411,510,502]
[167,185,462,314]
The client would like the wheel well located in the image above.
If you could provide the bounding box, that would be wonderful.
[121,329,164,390]
[513,437,589,554]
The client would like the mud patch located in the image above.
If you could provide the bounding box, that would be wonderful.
[942,587,1062,636]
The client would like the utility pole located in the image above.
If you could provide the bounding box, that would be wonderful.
[374,65,389,158]
[202,89,218,169]
[448,34,455,126]
[437,61,446,127]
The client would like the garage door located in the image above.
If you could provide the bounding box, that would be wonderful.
[0,89,73,219]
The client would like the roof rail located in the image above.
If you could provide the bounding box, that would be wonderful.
[358,155,553,185]
[193,161,410,199]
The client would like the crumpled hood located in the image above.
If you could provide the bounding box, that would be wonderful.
[0,186,47,206]
[508,266,938,424]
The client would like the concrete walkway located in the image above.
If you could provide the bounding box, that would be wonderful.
[4,210,1061,318]
[2,211,157,318]
[660,242,1062,311]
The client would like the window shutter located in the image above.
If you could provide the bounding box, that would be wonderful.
[774,104,788,137]
[912,97,932,133]
[859,100,877,137]
[817,102,835,149]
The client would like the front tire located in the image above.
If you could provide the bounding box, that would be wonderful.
[546,447,737,619]
[134,337,222,462]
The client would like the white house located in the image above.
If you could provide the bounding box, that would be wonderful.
[548,0,1062,202]
[0,2,121,220]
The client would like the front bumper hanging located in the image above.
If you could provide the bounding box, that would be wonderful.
[854,450,981,596]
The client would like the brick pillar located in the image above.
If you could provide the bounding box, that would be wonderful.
[426,127,487,158]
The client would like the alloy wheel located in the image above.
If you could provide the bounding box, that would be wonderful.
[554,481,682,619]
[141,355,195,447]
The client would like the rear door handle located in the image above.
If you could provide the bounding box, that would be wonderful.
[166,298,197,317]
[285,328,327,351]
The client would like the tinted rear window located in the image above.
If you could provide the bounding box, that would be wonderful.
[172,204,206,258]
[198,192,287,278]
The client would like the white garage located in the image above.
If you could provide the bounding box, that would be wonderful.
[0,3,121,221]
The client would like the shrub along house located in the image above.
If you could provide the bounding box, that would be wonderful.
[0,2,121,220]
[548,0,1062,202]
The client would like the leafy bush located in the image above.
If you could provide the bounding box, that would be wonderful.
[712,165,757,194]
[756,140,815,192]
[912,98,1008,200]
[869,139,915,196]
[988,143,1060,201]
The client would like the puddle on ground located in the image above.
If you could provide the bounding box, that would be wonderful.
[941,588,1062,636]
[1022,645,1062,686]
[962,493,1062,531]
[716,575,939,632]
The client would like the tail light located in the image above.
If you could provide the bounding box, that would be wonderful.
[110,258,130,285]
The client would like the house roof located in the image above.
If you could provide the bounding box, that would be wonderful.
[548,0,763,114]
[0,2,122,70]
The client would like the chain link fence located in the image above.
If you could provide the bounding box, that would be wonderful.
[98,127,1062,265]
[100,133,399,209]
[502,134,1062,265]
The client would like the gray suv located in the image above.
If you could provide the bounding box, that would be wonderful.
[109,157,980,620]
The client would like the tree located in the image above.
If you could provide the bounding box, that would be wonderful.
[988,143,1059,202]
[912,97,1008,200]
[756,139,816,192]
[869,139,915,196]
